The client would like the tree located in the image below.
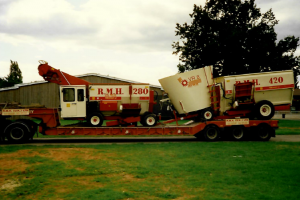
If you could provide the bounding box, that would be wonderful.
[172,0,300,78]
[0,60,23,88]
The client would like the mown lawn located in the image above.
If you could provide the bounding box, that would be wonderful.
[277,119,300,135]
[0,142,300,200]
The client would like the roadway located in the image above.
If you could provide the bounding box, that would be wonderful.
[1,135,300,145]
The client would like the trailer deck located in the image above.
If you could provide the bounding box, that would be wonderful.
[42,119,278,140]
[0,106,279,142]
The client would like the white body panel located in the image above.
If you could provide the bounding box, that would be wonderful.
[60,85,87,118]
[159,66,214,114]
[89,84,150,115]
[215,70,294,113]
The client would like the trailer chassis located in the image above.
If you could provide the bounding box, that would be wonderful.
[0,107,278,143]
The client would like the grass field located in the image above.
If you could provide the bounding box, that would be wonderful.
[277,119,300,135]
[1,142,300,200]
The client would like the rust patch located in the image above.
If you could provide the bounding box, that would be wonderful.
[42,148,118,161]
[0,148,119,163]
[276,144,300,149]
[105,172,144,183]
[0,159,28,175]
[52,176,105,193]
[279,127,300,130]
[0,149,40,159]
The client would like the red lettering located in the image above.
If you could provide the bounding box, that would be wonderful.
[188,76,195,81]
[116,88,122,94]
[235,81,241,84]
[252,79,259,85]
[138,88,142,94]
[143,88,149,94]
[269,77,283,84]
[269,78,273,84]
[106,88,113,94]
[98,88,103,95]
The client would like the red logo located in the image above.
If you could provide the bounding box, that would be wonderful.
[178,75,201,87]
[181,79,188,87]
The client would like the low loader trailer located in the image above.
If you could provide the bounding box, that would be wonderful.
[0,61,291,143]
[0,106,277,143]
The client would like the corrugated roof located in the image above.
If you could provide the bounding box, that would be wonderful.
[0,73,163,91]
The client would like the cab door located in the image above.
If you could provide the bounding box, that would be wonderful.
[60,86,86,118]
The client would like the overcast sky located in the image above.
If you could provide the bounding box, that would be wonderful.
[0,0,299,86]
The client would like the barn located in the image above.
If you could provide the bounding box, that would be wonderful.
[0,73,165,115]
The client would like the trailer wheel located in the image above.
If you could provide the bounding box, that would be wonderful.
[255,124,273,141]
[203,125,220,141]
[16,119,38,139]
[5,122,30,143]
[255,100,275,120]
[231,126,247,141]
[88,112,104,127]
[200,108,213,121]
[142,114,157,127]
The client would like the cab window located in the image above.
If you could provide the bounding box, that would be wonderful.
[78,89,84,101]
[63,88,75,102]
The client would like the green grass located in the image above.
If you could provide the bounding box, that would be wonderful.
[277,119,300,135]
[0,142,300,199]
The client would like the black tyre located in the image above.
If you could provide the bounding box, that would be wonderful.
[203,124,220,141]
[16,119,38,139]
[140,112,151,126]
[5,122,30,143]
[231,126,247,141]
[256,124,274,141]
[87,112,104,127]
[255,100,275,120]
[199,108,214,121]
[142,114,157,127]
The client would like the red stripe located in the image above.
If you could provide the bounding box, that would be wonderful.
[255,84,294,91]
[275,104,291,111]
[90,97,122,100]
[225,90,232,94]
[140,97,150,100]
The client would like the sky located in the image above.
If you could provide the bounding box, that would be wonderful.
[0,0,299,86]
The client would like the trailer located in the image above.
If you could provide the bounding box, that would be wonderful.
[0,106,277,143]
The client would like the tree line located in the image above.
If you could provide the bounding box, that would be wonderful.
[172,0,299,84]
[0,60,23,88]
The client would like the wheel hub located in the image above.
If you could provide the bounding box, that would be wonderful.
[10,127,24,140]
[146,117,155,126]
[91,116,100,125]
[204,111,212,119]
[207,128,217,139]
[232,129,243,139]
[260,105,271,116]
